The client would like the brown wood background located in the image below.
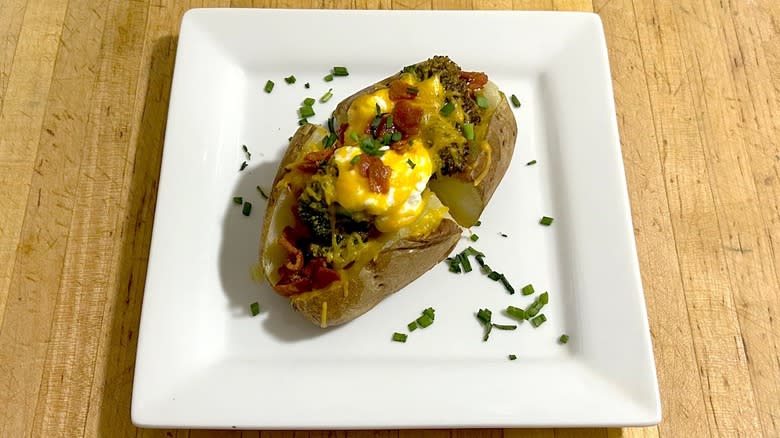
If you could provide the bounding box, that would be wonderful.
[1,0,779,437]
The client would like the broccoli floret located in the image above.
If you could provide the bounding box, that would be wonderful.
[297,180,332,243]
[403,56,482,125]
[438,142,470,176]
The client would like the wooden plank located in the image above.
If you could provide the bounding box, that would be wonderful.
[0,1,72,436]
[553,429,606,438]
[595,1,708,437]
[26,0,146,436]
[0,0,28,112]
[630,0,763,436]
[504,428,554,438]
[669,0,780,436]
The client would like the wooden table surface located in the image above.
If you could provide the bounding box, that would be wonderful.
[1,0,779,437]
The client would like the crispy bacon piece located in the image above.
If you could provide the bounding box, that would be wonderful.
[356,155,391,194]
[460,71,488,90]
[297,147,335,173]
[391,100,423,136]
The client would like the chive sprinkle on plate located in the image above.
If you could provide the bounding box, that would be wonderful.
[540,216,554,226]
[264,80,274,93]
[392,332,408,343]
[250,302,260,316]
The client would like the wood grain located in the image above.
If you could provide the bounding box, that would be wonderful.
[1,1,779,437]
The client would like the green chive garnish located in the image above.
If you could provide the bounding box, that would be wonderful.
[483,323,493,341]
[508,354,517,361]
[416,314,434,328]
[324,74,334,82]
[407,159,416,169]
[474,220,482,226]
[304,82,310,88]
[323,133,338,148]
[350,132,359,142]
[423,307,435,320]
[320,89,333,103]
[284,75,296,84]
[499,275,515,294]
[386,115,394,128]
[242,202,252,216]
[526,160,537,166]
[350,155,361,165]
[299,106,315,118]
[459,253,472,273]
[257,186,268,199]
[470,234,479,242]
[463,247,484,257]
[298,118,308,126]
[333,66,349,76]
[539,291,549,305]
[531,314,547,328]
[242,144,251,160]
[492,323,517,330]
[487,271,502,281]
[407,86,419,95]
[392,332,408,342]
[250,302,260,316]
[476,308,492,324]
[476,95,489,108]
[447,257,462,273]
[391,132,402,142]
[239,161,248,171]
[559,334,570,344]
[440,102,455,116]
[510,94,521,107]
[521,284,535,295]
[474,255,486,267]
[408,322,418,332]
[375,103,381,115]
[506,306,526,321]
[499,232,508,237]
[540,216,554,226]
[264,80,274,93]
[233,196,243,204]
[303,97,315,106]
[382,132,392,145]
[462,123,475,140]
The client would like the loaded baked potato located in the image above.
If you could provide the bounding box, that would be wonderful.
[260,56,518,327]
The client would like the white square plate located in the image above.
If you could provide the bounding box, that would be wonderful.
[132,9,660,429]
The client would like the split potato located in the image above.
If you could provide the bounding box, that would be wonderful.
[260,56,517,327]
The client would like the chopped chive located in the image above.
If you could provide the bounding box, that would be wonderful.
[407,159,416,169]
[508,354,518,361]
[499,232,508,237]
[559,334,570,344]
[264,80,274,93]
[521,284,535,295]
[392,332,408,342]
[242,201,252,216]
[539,291,549,305]
[302,97,315,107]
[256,186,268,199]
[487,271,502,281]
[242,144,251,160]
[423,307,435,320]
[470,234,479,242]
[408,321,418,332]
[284,75,296,84]
[462,246,484,257]
[506,306,526,321]
[476,308,492,324]
[440,101,455,116]
[239,161,248,171]
[250,302,260,316]
[233,196,243,204]
[320,88,333,103]
[386,115,394,128]
[299,106,315,118]
[304,82,310,88]
[459,253,472,273]
[298,118,308,126]
[391,132,402,142]
[499,275,515,294]
[474,220,482,226]
[327,117,335,134]
[483,322,493,341]
[474,255,486,267]
[370,115,382,131]
[525,294,547,318]
[333,66,349,76]
[323,133,338,148]
[446,257,462,273]
[324,74,334,82]
[382,132,392,145]
[375,103,381,115]
[540,216,554,226]
[462,123,475,140]
[416,314,434,328]
[350,155,361,165]
[492,323,517,330]
[526,160,537,166]
[510,94,521,108]
[349,131,359,142]
[476,95,489,108]
[407,86,419,95]
[531,314,547,328]
[481,265,492,274]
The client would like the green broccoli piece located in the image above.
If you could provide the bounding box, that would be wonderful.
[437,142,470,176]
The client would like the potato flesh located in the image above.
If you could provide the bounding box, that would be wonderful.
[428,176,483,228]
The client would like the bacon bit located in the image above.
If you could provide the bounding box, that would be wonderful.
[275,258,340,296]
[305,258,341,289]
[390,140,410,153]
[356,155,391,194]
[277,227,304,271]
[460,71,488,90]
[388,80,417,100]
[391,100,423,136]
[371,114,398,139]
[297,147,334,173]
[274,273,312,296]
